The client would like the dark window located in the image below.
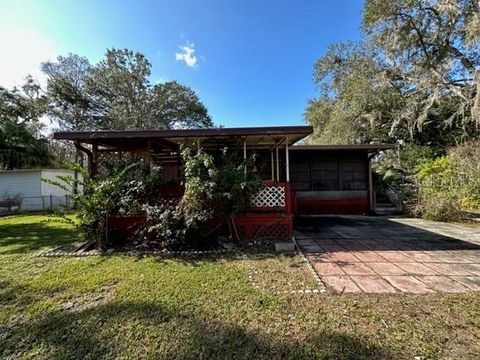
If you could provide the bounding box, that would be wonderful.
[289,154,367,191]
[339,160,367,190]
[312,160,338,191]
[290,161,310,191]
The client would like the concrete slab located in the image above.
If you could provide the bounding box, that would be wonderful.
[351,275,397,293]
[322,276,362,293]
[296,215,480,294]
[383,276,434,293]
[394,262,440,275]
[340,263,377,276]
[366,262,407,275]
[312,262,345,275]
[416,276,468,293]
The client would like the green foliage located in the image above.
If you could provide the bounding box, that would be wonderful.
[42,49,213,132]
[414,141,480,221]
[363,0,480,126]
[46,162,143,248]
[141,146,262,250]
[374,144,439,186]
[0,79,52,169]
[41,54,100,131]
[181,146,262,217]
[48,146,262,250]
[149,81,212,129]
[306,0,480,145]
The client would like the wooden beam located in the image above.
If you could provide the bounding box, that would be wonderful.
[74,141,93,177]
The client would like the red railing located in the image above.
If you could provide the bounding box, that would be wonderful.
[106,181,294,243]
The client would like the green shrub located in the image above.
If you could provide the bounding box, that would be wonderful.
[414,191,463,222]
[45,162,143,248]
[414,141,480,221]
[50,145,263,250]
[139,146,262,250]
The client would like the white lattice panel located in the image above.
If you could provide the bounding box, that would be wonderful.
[251,185,285,208]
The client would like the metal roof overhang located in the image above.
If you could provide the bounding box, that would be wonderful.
[53,126,313,151]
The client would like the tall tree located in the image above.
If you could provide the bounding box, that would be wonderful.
[0,78,51,169]
[306,0,480,145]
[55,48,214,130]
[149,81,212,129]
[41,54,101,131]
[363,0,480,129]
[87,49,152,130]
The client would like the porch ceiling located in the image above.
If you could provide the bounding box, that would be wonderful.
[53,126,312,150]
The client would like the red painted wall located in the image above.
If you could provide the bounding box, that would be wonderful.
[294,198,369,215]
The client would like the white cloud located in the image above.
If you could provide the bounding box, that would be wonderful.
[0,23,57,90]
[175,42,198,68]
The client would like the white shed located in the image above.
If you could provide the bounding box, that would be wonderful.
[0,169,76,211]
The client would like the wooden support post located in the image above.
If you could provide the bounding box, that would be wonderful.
[270,150,274,181]
[368,155,374,214]
[144,141,151,175]
[91,142,98,177]
[74,141,93,177]
[276,145,279,182]
[285,135,290,182]
[243,139,247,180]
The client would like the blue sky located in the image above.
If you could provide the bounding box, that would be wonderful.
[0,0,363,128]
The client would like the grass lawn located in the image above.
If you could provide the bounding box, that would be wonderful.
[1,215,479,359]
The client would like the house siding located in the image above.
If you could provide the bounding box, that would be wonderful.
[0,169,75,211]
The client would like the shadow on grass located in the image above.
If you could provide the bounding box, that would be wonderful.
[0,220,81,255]
[0,301,391,359]
[148,249,287,267]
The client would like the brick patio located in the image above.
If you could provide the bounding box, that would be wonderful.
[295,216,480,293]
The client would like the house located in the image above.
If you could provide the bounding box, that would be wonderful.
[0,169,76,212]
[53,126,393,240]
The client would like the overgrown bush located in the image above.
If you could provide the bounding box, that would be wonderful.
[50,144,263,251]
[46,162,146,248]
[373,144,440,211]
[414,141,480,221]
[139,146,262,250]
[374,141,480,221]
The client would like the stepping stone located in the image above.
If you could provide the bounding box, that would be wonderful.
[350,251,385,262]
[449,276,480,291]
[377,251,412,262]
[424,263,473,276]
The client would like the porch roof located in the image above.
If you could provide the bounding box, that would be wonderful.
[53,126,313,150]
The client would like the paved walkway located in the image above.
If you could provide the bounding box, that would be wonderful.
[295,216,480,293]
